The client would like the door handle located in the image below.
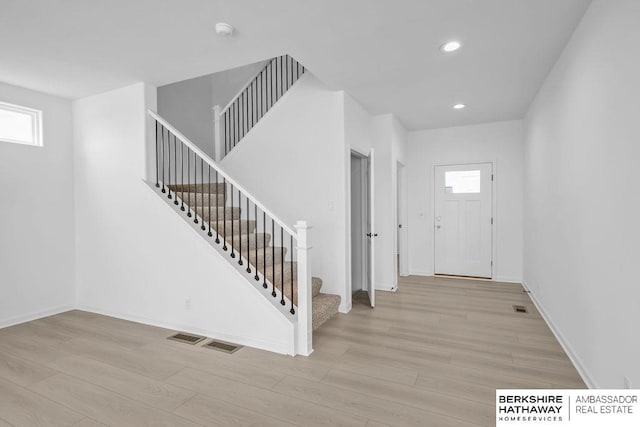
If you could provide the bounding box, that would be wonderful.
[436,225,441,229]
[366,233,379,237]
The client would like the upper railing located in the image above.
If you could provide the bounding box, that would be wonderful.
[215,54,305,159]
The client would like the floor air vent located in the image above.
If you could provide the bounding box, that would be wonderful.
[167,332,206,345]
[202,339,242,354]
[513,305,528,314]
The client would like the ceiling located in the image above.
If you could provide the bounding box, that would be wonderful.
[0,0,591,130]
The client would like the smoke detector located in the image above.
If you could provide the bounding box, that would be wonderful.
[215,23,234,37]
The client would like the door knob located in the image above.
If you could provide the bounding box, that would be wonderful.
[436,225,441,229]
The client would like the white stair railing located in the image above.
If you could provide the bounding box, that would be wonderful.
[214,54,306,160]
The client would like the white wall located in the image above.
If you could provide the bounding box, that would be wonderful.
[220,74,348,310]
[158,61,266,159]
[370,115,409,291]
[158,75,214,157]
[210,61,266,111]
[523,0,640,388]
[344,94,374,309]
[0,82,75,327]
[407,120,524,282]
[390,116,408,281]
[344,94,409,297]
[73,83,294,354]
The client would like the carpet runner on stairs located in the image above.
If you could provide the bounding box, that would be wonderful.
[168,183,340,330]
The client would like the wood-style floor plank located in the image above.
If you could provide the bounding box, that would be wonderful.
[0,275,585,426]
[167,367,364,426]
[28,374,200,427]
[46,355,196,411]
[72,418,107,427]
[174,394,297,427]
[0,351,58,387]
[0,377,84,427]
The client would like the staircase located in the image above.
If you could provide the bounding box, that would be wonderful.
[165,181,340,330]
[147,55,341,354]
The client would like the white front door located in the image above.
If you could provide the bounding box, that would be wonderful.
[434,163,492,278]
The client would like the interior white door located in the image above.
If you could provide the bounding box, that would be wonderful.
[434,163,492,278]
[366,149,375,307]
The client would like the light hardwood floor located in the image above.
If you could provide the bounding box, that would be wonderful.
[0,276,584,426]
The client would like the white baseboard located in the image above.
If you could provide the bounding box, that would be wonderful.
[76,305,294,356]
[522,281,597,389]
[494,276,523,284]
[408,269,434,277]
[0,305,75,329]
[376,282,397,292]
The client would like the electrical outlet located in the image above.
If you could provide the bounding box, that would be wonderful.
[184,297,192,310]
[624,377,631,389]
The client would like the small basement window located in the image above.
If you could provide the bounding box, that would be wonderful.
[0,101,43,147]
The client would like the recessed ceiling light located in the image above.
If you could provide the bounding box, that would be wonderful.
[441,40,462,53]
[215,23,234,37]
[453,104,466,110]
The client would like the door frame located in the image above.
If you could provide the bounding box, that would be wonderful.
[431,160,497,279]
[348,148,373,309]
[395,161,409,279]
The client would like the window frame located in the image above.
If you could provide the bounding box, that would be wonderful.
[0,101,43,147]
[444,169,481,194]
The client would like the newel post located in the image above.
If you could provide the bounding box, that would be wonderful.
[213,105,222,161]
[295,221,313,356]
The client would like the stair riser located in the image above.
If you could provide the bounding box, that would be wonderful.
[180,192,225,208]
[246,248,288,269]
[312,294,341,330]
[168,183,225,194]
[223,233,271,250]
[210,220,256,237]
[194,206,240,220]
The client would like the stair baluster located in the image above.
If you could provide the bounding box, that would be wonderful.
[246,197,251,273]
[238,189,242,265]
[161,125,166,194]
[193,150,198,224]
[290,235,295,314]
[207,167,212,237]
[180,143,185,211]
[155,121,160,189]
[263,211,267,289]
[167,129,172,200]
[271,219,276,298]
[186,147,192,217]
[173,134,178,205]
[254,203,259,281]
[280,226,285,306]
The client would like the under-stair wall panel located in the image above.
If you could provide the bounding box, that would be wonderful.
[73,83,294,354]
[221,74,348,310]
